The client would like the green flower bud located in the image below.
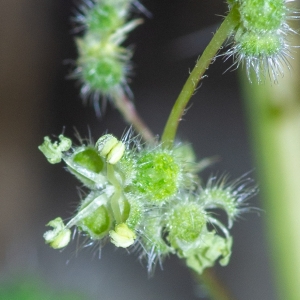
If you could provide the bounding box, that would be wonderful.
[167,202,206,251]
[86,4,122,33]
[132,149,180,204]
[226,0,296,81]
[43,217,71,249]
[236,31,283,58]
[240,0,285,32]
[81,56,124,92]
[39,135,72,164]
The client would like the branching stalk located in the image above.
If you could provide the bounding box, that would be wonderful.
[161,6,239,147]
[114,91,156,144]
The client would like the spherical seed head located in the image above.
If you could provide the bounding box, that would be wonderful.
[167,203,206,246]
[86,4,122,33]
[237,31,283,57]
[133,150,180,204]
[229,31,289,81]
[81,56,124,92]
[240,0,286,32]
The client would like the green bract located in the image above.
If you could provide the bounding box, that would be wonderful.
[78,192,113,239]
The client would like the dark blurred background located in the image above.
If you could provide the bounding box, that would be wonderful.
[0,0,276,299]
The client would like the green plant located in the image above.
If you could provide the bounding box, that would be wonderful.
[40,0,299,299]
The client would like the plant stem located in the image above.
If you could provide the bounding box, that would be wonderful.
[194,269,237,300]
[241,49,300,299]
[114,91,156,144]
[161,6,239,148]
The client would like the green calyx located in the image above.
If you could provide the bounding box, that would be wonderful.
[167,203,206,247]
[236,31,282,57]
[132,150,180,203]
[79,205,112,239]
[81,56,124,92]
[78,193,113,239]
[240,0,285,32]
[64,146,107,189]
[86,4,122,33]
[73,147,104,173]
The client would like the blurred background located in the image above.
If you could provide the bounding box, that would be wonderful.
[0,0,277,299]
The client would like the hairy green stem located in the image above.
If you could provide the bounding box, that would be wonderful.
[161,6,239,147]
[114,91,156,144]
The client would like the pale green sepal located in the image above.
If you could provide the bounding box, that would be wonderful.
[39,135,72,164]
[110,223,136,248]
[43,217,71,249]
[77,191,113,239]
[185,232,233,274]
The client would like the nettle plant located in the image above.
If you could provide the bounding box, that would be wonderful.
[40,0,298,281]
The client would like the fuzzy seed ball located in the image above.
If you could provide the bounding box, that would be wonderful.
[81,57,124,92]
[132,151,180,203]
[240,0,285,32]
[167,203,206,245]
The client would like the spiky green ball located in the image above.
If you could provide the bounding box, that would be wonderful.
[81,57,123,92]
[240,0,285,32]
[236,31,282,57]
[167,203,206,246]
[86,4,121,33]
[132,150,180,203]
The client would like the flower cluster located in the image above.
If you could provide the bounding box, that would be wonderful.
[39,132,255,274]
[72,0,141,115]
[226,0,298,81]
